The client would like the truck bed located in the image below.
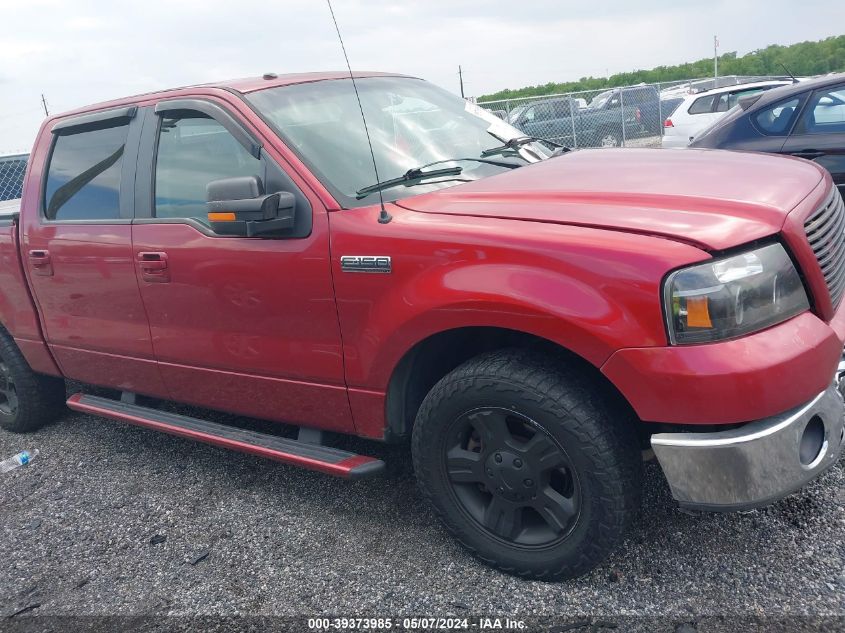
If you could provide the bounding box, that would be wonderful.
[0,198,20,218]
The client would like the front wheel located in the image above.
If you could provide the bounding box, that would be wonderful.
[412,349,641,580]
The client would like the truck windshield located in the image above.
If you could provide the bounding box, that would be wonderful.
[246,76,551,208]
[588,91,613,110]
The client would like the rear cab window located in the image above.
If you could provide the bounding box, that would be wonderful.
[44,122,129,220]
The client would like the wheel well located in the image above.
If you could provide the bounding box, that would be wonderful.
[384,327,637,442]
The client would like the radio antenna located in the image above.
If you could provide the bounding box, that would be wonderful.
[325,0,392,224]
[779,62,798,84]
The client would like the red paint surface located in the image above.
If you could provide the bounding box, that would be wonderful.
[603,311,843,424]
[131,217,353,432]
[396,148,826,251]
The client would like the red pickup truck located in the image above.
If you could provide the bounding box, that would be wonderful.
[1,71,843,580]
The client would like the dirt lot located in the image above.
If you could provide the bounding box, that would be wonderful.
[2,392,845,631]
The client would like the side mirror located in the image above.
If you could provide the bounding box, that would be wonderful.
[206,175,295,237]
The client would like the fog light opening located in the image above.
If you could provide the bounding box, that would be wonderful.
[799,416,826,468]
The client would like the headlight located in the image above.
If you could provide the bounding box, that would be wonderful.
[664,243,809,344]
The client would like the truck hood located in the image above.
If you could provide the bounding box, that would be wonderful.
[394,148,826,250]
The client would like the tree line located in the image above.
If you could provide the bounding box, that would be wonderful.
[478,35,845,102]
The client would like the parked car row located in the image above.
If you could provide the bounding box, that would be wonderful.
[505,85,677,148]
[662,80,792,148]
[690,73,845,194]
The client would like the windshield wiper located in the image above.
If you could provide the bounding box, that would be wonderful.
[481,135,570,158]
[355,158,520,199]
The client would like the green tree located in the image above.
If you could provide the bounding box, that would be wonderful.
[478,35,845,102]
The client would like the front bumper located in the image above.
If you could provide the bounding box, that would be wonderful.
[651,374,845,512]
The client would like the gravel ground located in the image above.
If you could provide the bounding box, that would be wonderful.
[1,391,845,631]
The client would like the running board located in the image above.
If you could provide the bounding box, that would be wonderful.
[66,393,385,479]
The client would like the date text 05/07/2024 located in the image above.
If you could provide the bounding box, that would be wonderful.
[306,617,527,630]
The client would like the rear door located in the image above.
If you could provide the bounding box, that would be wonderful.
[20,107,169,396]
[782,83,845,193]
[131,97,353,431]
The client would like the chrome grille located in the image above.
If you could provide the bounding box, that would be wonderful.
[805,187,845,309]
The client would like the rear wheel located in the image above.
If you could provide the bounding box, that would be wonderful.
[412,349,641,580]
[0,330,65,433]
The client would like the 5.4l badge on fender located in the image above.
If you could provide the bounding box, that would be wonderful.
[340,255,392,274]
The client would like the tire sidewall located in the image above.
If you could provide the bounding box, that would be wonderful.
[0,347,21,430]
[0,331,64,433]
[0,405,18,429]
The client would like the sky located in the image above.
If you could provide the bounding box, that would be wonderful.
[1,0,843,152]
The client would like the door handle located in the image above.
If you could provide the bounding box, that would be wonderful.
[28,250,53,276]
[137,252,170,282]
[792,149,825,159]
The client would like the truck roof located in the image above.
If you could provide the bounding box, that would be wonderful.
[215,71,407,93]
[51,71,409,121]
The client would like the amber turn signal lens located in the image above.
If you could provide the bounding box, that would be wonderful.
[685,296,712,328]
[208,212,236,222]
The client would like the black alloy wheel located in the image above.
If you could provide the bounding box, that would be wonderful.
[444,407,581,548]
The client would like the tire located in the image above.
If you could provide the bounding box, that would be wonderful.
[599,132,620,148]
[0,329,65,433]
[412,349,641,580]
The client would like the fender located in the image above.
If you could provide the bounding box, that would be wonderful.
[329,204,710,435]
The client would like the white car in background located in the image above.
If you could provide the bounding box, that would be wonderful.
[662,80,792,148]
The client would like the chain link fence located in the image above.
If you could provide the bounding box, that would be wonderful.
[477,76,788,149]
[0,153,28,202]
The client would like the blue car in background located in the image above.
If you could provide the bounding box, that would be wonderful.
[690,74,845,194]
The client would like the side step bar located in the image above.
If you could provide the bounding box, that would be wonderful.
[67,393,385,479]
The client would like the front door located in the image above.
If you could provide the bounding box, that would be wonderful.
[131,99,352,431]
[20,107,169,397]
[783,82,845,194]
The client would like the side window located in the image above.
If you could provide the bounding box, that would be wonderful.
[552,100,571,117]
[44,122,128,220]
[798,86,845,135]
[522,106,536,123]
[531,103,553,122]
[629,90,649,105]
[716,88,767,113]
[688,95,717,115]
[753,97,801,135]
[714,94,730,113]
[154,112,262,220]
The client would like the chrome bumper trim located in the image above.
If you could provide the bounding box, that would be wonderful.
[651,381,845,511]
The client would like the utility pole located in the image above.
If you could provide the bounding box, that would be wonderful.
[41,94,49,117]
[714,35,719,80]
[458,65,465,99]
